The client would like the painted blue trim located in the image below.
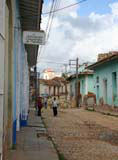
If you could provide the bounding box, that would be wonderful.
[20,120,27,127]
[13,30,17,145]
[20,114,28,127]
[13,120,17,145]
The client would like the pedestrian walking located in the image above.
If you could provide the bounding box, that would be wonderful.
[52,97,58,116]
[37,97,43,116]
[44,97,48,109]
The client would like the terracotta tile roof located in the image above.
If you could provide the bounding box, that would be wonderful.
[52,77,65,81]
[39,79,61,86]
[39,76,68,86]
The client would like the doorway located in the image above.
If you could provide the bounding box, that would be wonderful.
[96,85,99,104]
[112,72,117,105]
[103,79,108,104]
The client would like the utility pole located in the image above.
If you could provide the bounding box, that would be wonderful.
[69,58,79,107]
[63,64,68,102]
[76,58,79,107]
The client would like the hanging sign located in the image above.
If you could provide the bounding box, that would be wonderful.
[23,30,45,45]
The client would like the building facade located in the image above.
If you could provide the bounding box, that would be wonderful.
[88,54,118,107]
[0,0,43,159]
[67,63,95,107]
[68,72,94,107]
[39,77,68,99]
[43,68,55,80]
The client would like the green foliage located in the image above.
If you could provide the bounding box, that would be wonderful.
[58,153,65,160]
[62,73,68,79]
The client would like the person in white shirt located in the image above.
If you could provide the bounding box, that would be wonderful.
[52,97,58,116]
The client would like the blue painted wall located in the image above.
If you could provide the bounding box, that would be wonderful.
[93,58,118,106]
[12,0,28,146]
[69,74,94,99]
[79,74,94,96]
[88,75,95,94]
[13,0,19,146]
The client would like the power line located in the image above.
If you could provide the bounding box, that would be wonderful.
[46,0,59,41]
[43,0,87,15]
[45,0,55,34]
[38,0,56,58]
[39,0,59,58]
[38,0,87,61]
[37,60,67,65]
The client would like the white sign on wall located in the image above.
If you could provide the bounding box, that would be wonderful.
[23,30,45,45]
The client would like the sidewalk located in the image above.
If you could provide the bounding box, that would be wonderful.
[9,108,59,160]
[86,105,118,117]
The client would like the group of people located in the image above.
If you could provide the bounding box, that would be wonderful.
[36,96,59,117]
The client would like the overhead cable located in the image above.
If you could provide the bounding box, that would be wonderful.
[39,0,60,58]
[37,60,67,65]
[46,0,59,41]
[38,0,56,58]
[45,0,55,33]
[43,0,87,15]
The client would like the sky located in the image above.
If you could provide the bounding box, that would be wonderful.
[37,0,118,73]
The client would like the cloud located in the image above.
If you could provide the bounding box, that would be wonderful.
[38,1,118,71]
[109,2,118,16]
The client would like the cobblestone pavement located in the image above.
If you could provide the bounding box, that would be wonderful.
[42,107,118,160]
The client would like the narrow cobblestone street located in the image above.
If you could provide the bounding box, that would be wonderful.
[42,107,118,160]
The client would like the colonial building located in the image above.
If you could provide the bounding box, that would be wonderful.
[67,63,95,107]
[43,68,55,80]
[68,71,94,107]
[39,77,68,99]
[0,0,43,159]
[87,53,118,108]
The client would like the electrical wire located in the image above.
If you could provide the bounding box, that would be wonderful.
[46,0,59,41]
[39,0,60,58]
[43,0,87,15]
[37,60,67,65]
[38,0,87,63]
[45,0,55,34]
[38,0,57,58]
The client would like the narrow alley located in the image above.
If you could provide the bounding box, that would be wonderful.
[1,0,118,160]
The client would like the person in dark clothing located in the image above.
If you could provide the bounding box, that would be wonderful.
[44,97,48,109]
[37,97,42,116]
[52,97,58,116]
